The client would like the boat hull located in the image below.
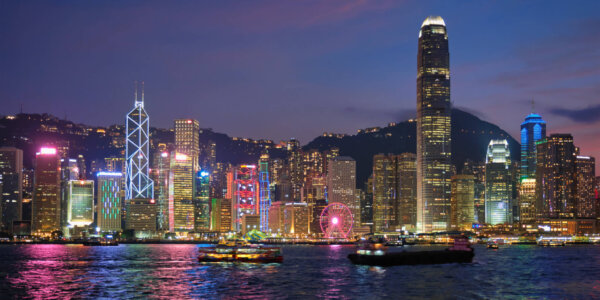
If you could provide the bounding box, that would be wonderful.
[348,250,474,266]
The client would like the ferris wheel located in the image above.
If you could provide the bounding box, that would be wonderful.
[319,202,353,238]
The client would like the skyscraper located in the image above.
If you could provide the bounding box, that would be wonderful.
[536,134,576,219]
[32,147,61,235]
[258,153,271,232]
[0,147,23,232]
[195,170,210,231]
[170,153,195,232]
[67,180,94,227]
[151,147,170,231]
[575,155,595,218]
[450,175,475,230]
[97,172,123,232]
[125,83,154,201]
[485,140,514,225]
[372,154,398,233]
[287,139,303,201]
[519,178,536,224]
[416,16,452,232]
[327,156,357,228]
[175,119,200,170]
[398,153,417,230]
[520,113,546,180]
[231,165,258,232]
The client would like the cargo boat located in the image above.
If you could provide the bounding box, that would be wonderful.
[198,240,283,263]
[348,237,474,266]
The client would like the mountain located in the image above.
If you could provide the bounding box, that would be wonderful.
[303,108,520,188]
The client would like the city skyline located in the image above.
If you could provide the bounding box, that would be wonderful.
[1,1,599,162]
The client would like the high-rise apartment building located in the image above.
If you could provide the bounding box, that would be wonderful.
[416,16,452,232]
[0,147,23,232]
[520,113,546,180]
[97,172,123,232]
[32,147,61,235]
[327,156,357,228]
[125,83,154,201]
[536,134,576,219]
[450,175,475,230]
[485,140,513,225]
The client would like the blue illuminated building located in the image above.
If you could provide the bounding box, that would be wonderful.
[520,113,546,179]
[259,154,271,232]
[195,170,211,231]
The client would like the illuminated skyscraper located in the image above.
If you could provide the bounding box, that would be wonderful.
[175,119,200,170]
[327,156,357,229]
[32,147,61,235]
[0,147,23,232]
[416,16,452,232]
[287,139,303,201]
[519,178,536,224]
[536,134,576,219]
[485,140,513,225]
[195,170,210,231]
[450,175,474,230]
[520,113,546,180]
[125,83,154,201]
[258,153,271,232]
[97,172,123,232]
[169,153,195,232]
[398,153,417,229]
[67,180,94,227]
[151,146,170,231]
[575,155,595,218]
[231,165,258,232]
[372,154,398,232]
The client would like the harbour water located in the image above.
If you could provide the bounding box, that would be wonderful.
[0,244,599,298]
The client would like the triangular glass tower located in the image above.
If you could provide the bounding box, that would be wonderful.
[125,82,154,200]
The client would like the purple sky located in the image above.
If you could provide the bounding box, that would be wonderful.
[2,1,600,169]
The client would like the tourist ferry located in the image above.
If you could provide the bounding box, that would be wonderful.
[348,236,474,266]
[537,240,566,247]
[198,239,283,263]
[82,237,119,246]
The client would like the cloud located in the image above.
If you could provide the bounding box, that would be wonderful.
[550,104,600,123]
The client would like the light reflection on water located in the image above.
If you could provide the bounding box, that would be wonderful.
[0,244,599,298]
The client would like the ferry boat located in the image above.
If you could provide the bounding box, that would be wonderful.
[83,238,119,246]
[198,240,283,263]
[487,242,499,249]
[348,236,474,266]
[538,240,566,247]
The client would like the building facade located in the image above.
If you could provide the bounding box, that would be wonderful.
[170,153,195,232]
[0,147,23,232]
[485,140,513,225]
[97,172,123,232]
[32,147,61,235]
[327,156,358,229]
[67,180,94,227]
[575,155,596,218]
[520,113,546,180]
[450,175,475,230]
[416,16,452,232]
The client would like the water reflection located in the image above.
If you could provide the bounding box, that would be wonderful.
[0,244,599,298]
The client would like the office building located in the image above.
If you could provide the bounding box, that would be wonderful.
[67,180,94,227]
[536,134,576,219]
[151,148,170,231]
[170,153,195,232]
[32,147,61,235]
[485,140,514,225]
[258,154,271,232]
[126,198,157,233]
[398,153,417,230]
[125,83,154,201]
[575,156,596,218]
[231,165,258,232]
[327,156,357,228]
[450,175,475,230]
[416,16,452,232]
[97,172,123,232]
[519,178,536,224]
[520,113,546,180]
[0,147,23,232]
[175,119,200,170]
[195,170,210,231]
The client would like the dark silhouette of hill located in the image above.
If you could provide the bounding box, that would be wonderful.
[303,108,520,188]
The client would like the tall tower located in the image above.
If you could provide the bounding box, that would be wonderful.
[32,147,61,235]
[0,147,23,233]
[485,140,513,225]
[258,153,271,232]
[416,16,451,232]
[175,119,200,170]
[520,113,546,179]
[125,82,154,201]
